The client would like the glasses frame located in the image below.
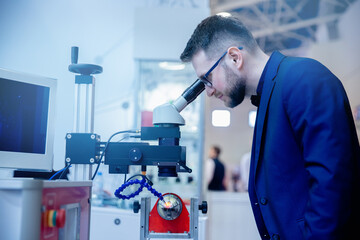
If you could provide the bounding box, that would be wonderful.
[199,47,243,88]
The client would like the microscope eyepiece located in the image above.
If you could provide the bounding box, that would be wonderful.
[181,79,205,105]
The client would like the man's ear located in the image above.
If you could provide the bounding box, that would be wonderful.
[227,47,243,70]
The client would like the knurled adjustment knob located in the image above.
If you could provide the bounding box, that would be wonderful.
[199,201,208,214]
[129,148,142,162]
[133,200,141,213]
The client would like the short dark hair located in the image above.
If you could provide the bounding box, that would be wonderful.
[212,145,221,156]
[180,15,258,62]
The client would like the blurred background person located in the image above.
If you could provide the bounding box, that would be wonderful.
[205,145,226,191]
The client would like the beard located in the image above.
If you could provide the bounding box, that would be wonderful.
[224,67,246,108]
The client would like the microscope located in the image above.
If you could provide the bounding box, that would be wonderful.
[65,47,207,239]
[65,75,205,177]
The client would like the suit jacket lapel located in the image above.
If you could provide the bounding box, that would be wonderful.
[253,52,286,176]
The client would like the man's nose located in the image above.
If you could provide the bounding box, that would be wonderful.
[205,86,215,97]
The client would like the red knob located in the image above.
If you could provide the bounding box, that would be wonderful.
[43,209,66,228]
[56,209,66,228]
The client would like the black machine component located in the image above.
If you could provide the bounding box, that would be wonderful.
[65,126,191,177]
[105,126,190,177]
[65,133,101,165]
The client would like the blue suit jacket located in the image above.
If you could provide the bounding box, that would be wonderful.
[248,51,360,240]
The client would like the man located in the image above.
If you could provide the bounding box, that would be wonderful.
[180,15,360,240]
[205,145,226,191]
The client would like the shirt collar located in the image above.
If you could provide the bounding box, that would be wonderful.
[256,51,285,96]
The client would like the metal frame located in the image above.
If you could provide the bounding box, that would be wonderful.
[210,0,357,53]
[59,203,82,240]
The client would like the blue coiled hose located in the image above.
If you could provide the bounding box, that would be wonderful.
[114,176,164,201]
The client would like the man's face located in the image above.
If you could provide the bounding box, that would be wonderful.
[192,50,246,108]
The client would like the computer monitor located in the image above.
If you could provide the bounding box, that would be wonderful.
[0,68,56,171]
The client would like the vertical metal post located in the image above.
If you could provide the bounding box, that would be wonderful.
[197,94,205,202]
[140,197,151,240]
[90,78,96,133]
[85,84,90,133]
[190,198,199,240]
[75,84,81,133]
[72,80,95,181]
[68,46,102,181]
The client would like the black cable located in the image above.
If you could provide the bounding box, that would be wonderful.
[48,165,69,180]
[126,174,152,184]
[91,130,140,180]
[117,135,130,142]
[58,164,71,180]
[91,135,129,180]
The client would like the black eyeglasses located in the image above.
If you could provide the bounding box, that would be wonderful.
[199,47,243,88]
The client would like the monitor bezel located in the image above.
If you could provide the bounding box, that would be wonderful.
[0,68,56,171]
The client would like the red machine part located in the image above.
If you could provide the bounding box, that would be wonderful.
[40,183,91,240]
[42,209,66,228]
[149,193,190,233]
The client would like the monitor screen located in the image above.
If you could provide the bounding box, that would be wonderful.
[0,68,56,171]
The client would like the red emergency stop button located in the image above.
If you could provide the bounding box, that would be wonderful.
[44,209,66,228]
[55,209,66,228]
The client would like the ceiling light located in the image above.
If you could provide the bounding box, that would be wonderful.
[212,110,230,127]
[159,62,185,71]
[216,12,232,17]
